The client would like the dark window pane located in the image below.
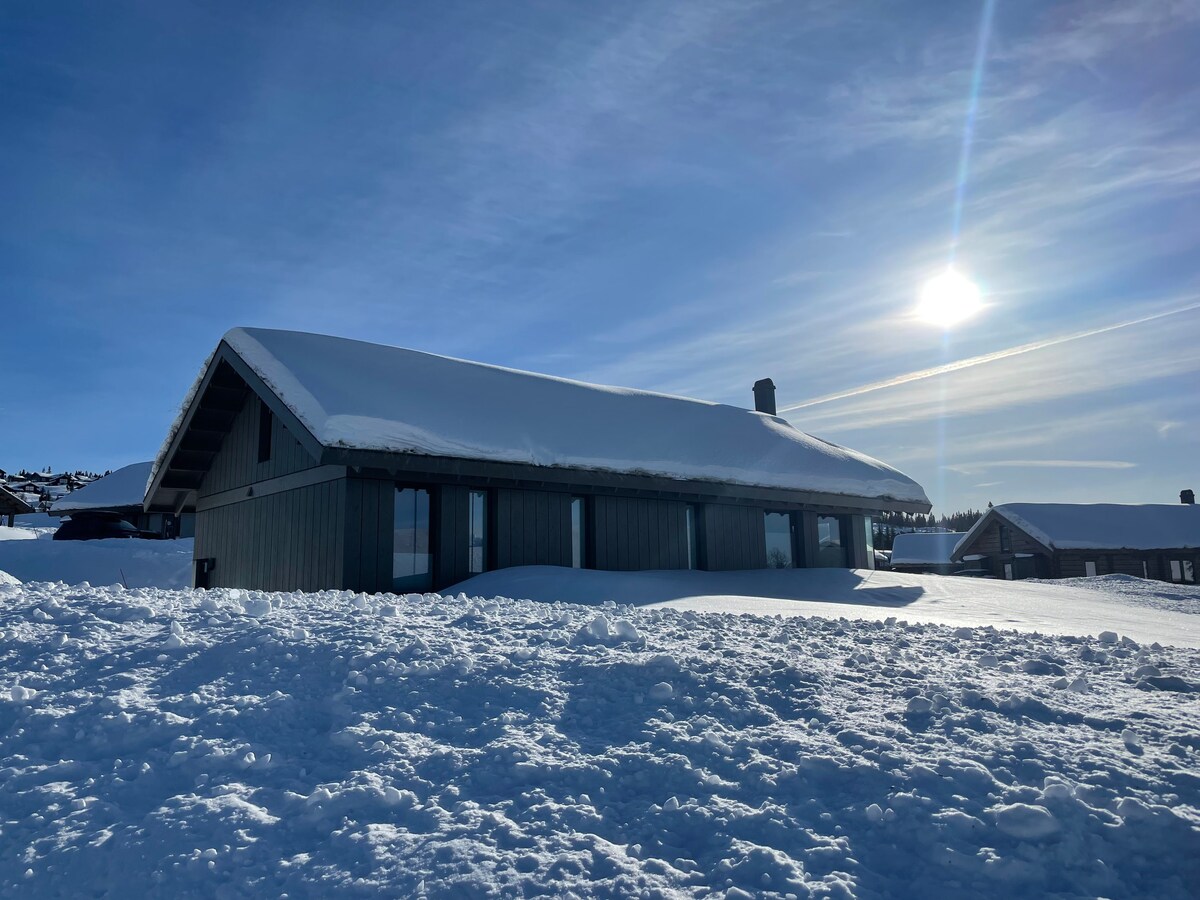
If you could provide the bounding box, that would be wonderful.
[257,399,272,463]
[393,488,431,592]
[999,525,1012,553]
[764,512,793,568]
[817,516,847,568]
[468,490,487,574]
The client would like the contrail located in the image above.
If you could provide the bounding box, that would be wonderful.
[780,299,1200,413]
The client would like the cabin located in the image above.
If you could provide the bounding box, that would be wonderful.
[951,496,1199,583]
[889,532,965,575]
[50,461,194,538]
[145,328,931,592]
[0,483,34,527]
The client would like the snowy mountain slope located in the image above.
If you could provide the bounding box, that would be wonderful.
[1,581,1196,898]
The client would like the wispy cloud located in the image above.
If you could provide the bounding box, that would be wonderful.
[945,459,1138,476]
[782,299,1200,414]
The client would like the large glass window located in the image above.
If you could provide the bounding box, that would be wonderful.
[570,497,586,568]
[393,487,432,592]
[686,505,699,570]
[1170,560,1196,583]
[817,515,847,568]
[468,490,487,574]
[764,512,794,568]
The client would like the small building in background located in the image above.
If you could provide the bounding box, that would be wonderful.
[889,532,965,575]
[50,461,194,539]
[0,483,34,527]
[145,328,931,592]
[951,497,1199,583]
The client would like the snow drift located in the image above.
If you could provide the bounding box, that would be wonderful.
[1,580,1196,898]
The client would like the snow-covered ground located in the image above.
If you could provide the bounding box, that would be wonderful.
[0,529,193,589]
[1,579,1197,898]
[454,567,1200,649]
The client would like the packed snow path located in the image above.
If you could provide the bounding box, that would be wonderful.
[1,581,1197,898]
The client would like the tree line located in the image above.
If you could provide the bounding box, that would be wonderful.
[873,508,986,551]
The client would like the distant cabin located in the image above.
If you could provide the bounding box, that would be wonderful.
[0,483,34,527]
[889,532,965,575]
[50,461,194,538]
[145,328,930,592]
[952,499,1199,583]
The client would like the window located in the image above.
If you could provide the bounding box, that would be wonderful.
[764,512,793,568]
[685,505,699,570]
[1085,560,1098,577]
[1142,560,1149,579]
[817,515,847,568]
[393,487,432,592]
[862,517,875,570]
[999,524,1012,553]
[257,399,272,463]
[1170,560,1196,584]
[570,497,586,568]
[1004,562,1014,580]
[468,490,487,574]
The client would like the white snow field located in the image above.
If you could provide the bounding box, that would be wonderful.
[454,567,1200,649]
[0,532,193,590]
[1,578,1197,898]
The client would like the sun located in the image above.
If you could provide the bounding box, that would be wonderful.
[916,268,983,328]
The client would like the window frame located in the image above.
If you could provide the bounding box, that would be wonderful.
[392,485,433,593]
[257,398,273,463]
[998,524,1012,553]
[763,510,796,569]
[570,496,587,569]
[467,489,488,575]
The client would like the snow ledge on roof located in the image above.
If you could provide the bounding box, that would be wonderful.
[193,328,931,505]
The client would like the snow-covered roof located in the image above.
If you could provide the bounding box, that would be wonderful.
[50,462,154,515]
[890,532,964,566]
[954,503,1200,556]
[0,483,35,515]
[170,328,929,504]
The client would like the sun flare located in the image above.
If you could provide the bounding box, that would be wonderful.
[916,269,983,328]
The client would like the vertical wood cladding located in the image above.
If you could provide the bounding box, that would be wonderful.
[696,503,767,571]
[587,496,694,571]
[200,394,319,497]
[194,477,346,592]
[494,489,573,569]
[342,477,394,594]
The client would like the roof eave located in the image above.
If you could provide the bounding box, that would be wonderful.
[323,446,932,513]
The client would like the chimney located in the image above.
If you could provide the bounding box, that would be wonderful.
[753,378,777,416]
[1183,489,1195,505]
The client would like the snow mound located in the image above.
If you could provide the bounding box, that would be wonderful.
[1,583,1197,898]
[0,537,194,589]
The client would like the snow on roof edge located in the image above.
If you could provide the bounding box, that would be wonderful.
[156,328,931,507]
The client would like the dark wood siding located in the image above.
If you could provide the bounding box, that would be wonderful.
[194,477,346,592]
[700,503,767,571]
[495,489,573,570]
[342,477,395,594]
[201,394,318,496]
[586,496,693,571]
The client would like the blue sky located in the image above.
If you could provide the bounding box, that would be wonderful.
[3,0,1197,513]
